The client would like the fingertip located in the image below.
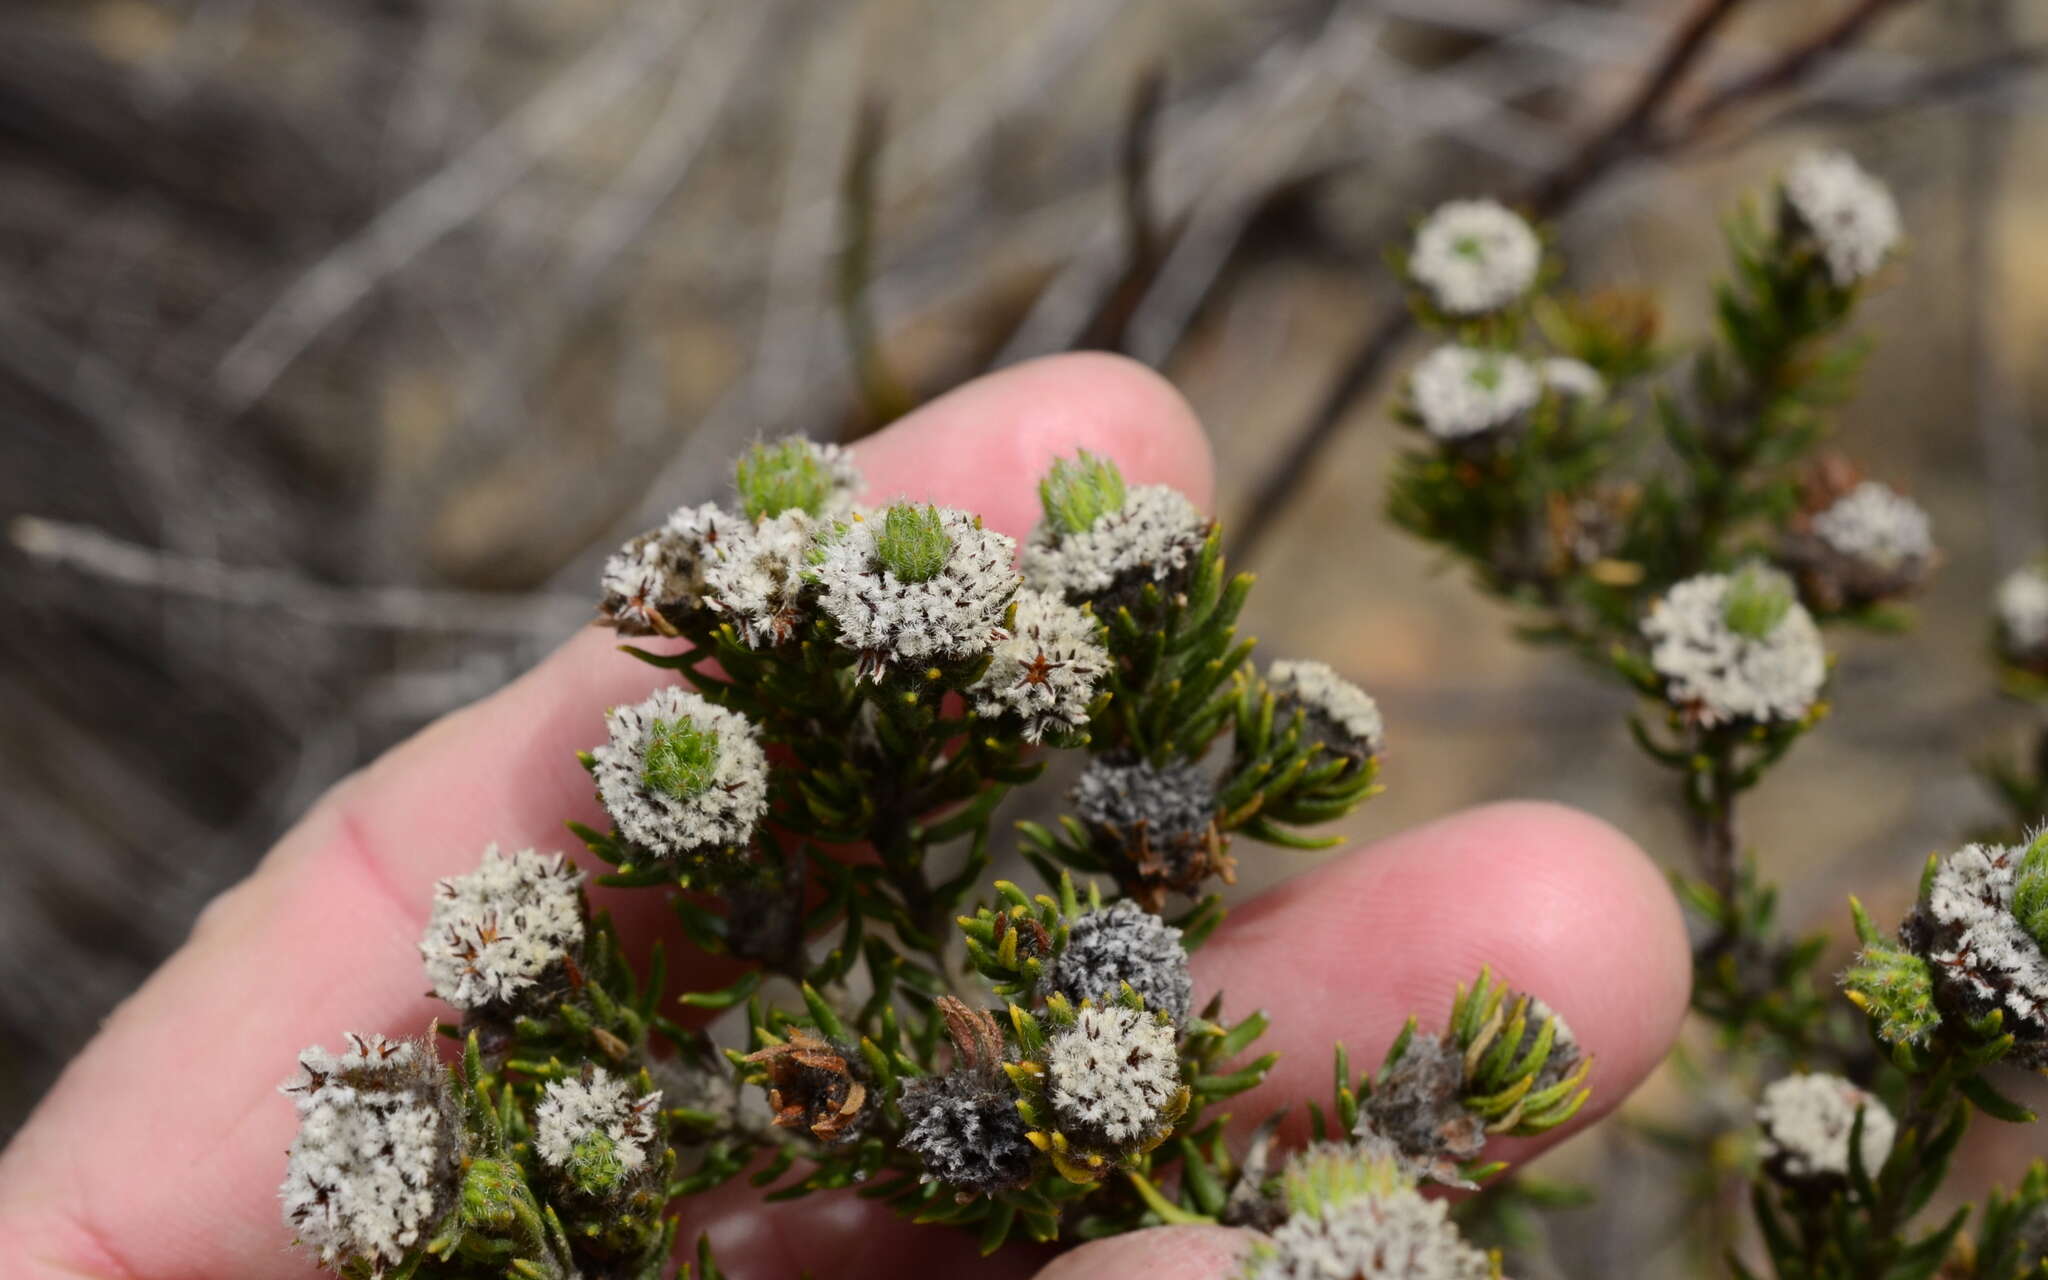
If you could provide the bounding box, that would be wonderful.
[1197,799,1689,1142]
[852,351,1214,537]
[1032,1225,1253,1280]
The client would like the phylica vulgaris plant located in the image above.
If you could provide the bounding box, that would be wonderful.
[1389,149,2048,1277]
[277,424,1587,1277]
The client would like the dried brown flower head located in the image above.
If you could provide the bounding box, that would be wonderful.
[745,1029,872,1144]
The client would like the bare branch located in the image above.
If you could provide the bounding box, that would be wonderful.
[11,515,588,635]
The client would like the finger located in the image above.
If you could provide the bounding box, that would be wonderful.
[1192,800,1691,1158]
[0,352,1213,1279]
[1033,1226,1252,1280]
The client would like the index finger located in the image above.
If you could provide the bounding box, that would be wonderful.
[0,352,1214,1280]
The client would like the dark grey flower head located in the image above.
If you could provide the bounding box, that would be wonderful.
[1352,1033,1487,1189]
[898,1070,1036,1196]
[598,502,733,636]
[1023,483,1210,612]
[591,686,769,861]
[812,503,1020,680]
[1268,659,1384,762]
[279,1034,458,1272]
[419,846,584,1014]
[1042,899,1194,1026]
[1071,755,1222,907]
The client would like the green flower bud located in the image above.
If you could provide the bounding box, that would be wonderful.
[1280,1144,1408,1219]
[736,439,840,520]
[459,1156,541,1234]
[641,716,720,800]
[1721,563,1795,639]
[2013,830,2048,951]
[567,1130,628,1197]
[1842,940,1940,1049]
[1038,451,1128,535]
[873,503,954,583]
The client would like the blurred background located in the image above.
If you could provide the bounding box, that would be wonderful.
[2,0,2044,1272]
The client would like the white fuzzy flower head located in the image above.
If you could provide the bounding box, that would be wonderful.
[598,502,734,636]
[419,846,584,1012]
[280,1034,456,1271]
[1757,1073,1896,1182]
[1783,149,1902,287]
[812,503,1019,680]
[1047,1003,1182,1146]
[1409,345,1541,441]
[592,686,769,860]
[1245,1182,1495,1280]
[970,588,1108,743]
[734,436,863,521]
[1268,659,1384,760]
[1641,567,1826,727]
[1023,482,1210,608]
[1906,839,2048,1064]
[703,509,821,647]
[1997,564,2048,660]
[1812,482,1932,572]
[534,1069,663,1196]
[1408,198,1541,316]
[1541,356,1606,401]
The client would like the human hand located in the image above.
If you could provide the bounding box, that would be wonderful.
[0,353,1689,1279]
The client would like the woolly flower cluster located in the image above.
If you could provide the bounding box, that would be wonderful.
[704,509,821,648]
[280,1035,454,1270]
[1352,1035,1486,1189]
[1997,564,2048,661]
[1407,199,1541,316]
[1642,569,1826,727]
[1409,345,1540,441]
[1268,659,1383,760]
[1047,1003,1182,1145]
[598,502,731,636]
[1782,149,1902,287]
[1073,757,1212,860]
[533,1069,663,1190]
[898,1071,1036,1196]
[969,587,1108,743]
[1811,481,1932,571]
[812,504,1019,678]
[592,685,769,860]
[1541,356,1605,401]
[1043,899,1195,1026]
[1756,1073,1896,1182]
[1023,484,1210,606]
[1904,841,2048,1064]
[419,846,584,1012]
[1245,1178,1494,1280]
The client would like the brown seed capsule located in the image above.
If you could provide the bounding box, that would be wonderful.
[744,1029,872,1144]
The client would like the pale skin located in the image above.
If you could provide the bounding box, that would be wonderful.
[0,353,1692,1279]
